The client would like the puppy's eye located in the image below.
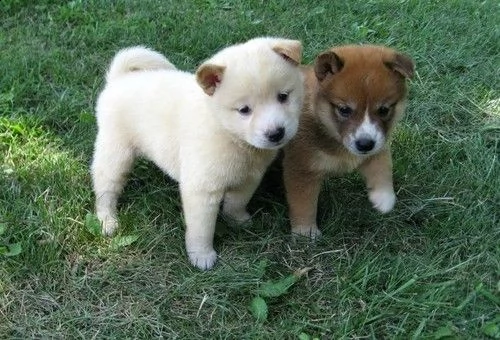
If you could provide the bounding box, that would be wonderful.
[377,106,390,118]
[337,105,353,118]
[238,105,252,115]
[277,92,289,103]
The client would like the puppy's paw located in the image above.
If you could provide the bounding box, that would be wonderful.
[292,225,322,240]
[223,207,252,225]
[369,188,396,213]
[100,216,119,236]
[187,249,218,270]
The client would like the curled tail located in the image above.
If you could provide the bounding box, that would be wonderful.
[106,46,176,83]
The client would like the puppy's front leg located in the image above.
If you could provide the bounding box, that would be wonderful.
[284,165,323,239]
[359,148,396,213]
[181,187,224,270]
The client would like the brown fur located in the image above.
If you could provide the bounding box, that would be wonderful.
[283,45,414,237]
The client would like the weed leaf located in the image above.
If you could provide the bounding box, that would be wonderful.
[3,242,22,257]
[482,322,500,339]
[85,213,102,236]
[257,267,311,298]
[110,235,139,250]
[0,223,6,236]
[298,333,311,340]
[482,315,500,339]
[249,296,268,322]
[433,325,454,339]
[257,274,298,298]
[78,111,95,124]
[298,332,319,340]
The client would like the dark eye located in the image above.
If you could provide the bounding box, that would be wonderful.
[378,106,390,118]
[277,92,289,103]
[337,105,353,118]
[238,105,251,115]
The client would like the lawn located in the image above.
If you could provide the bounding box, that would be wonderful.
[1,0,499,338]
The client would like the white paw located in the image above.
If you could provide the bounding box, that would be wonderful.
[100,216,119,236]
[369,189,396,213]
[187,249,218,270]
[223,208,252,225]
[292,225,322,240]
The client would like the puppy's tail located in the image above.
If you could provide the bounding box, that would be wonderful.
[106,46,176,83]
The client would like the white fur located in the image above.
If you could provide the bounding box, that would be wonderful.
[368,187,396,213]
[91,38,304,270]
[345,111,385,156]
[106,46,176,82]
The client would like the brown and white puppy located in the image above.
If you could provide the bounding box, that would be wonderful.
[283,45,414,238]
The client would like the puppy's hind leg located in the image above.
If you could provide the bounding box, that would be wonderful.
[91,134,135,236]
[283,163,323,239]
[222,174,263,224]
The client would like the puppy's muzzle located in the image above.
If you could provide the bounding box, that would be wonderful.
[266,127,285,143]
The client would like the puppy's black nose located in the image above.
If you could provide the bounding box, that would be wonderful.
[266,127,285,143]
[355,138,375,152]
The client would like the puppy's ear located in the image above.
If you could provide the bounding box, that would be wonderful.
[272,39,303,66]
[314,51,344,81]
[196,64,226,96]
[385,52,415,79]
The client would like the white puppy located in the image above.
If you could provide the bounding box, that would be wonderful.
[91,37,304,270]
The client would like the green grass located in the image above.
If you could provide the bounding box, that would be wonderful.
[1,0,499,338]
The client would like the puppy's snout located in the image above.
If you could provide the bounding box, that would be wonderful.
[355,138,375,153]
[266,127,285,143]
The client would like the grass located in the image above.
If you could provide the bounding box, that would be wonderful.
[1,0,499,338]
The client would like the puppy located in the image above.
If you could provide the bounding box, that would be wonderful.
[283,45,414,238]
[92,37,304,270]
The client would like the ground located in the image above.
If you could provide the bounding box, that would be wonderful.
[0,0,499,338]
